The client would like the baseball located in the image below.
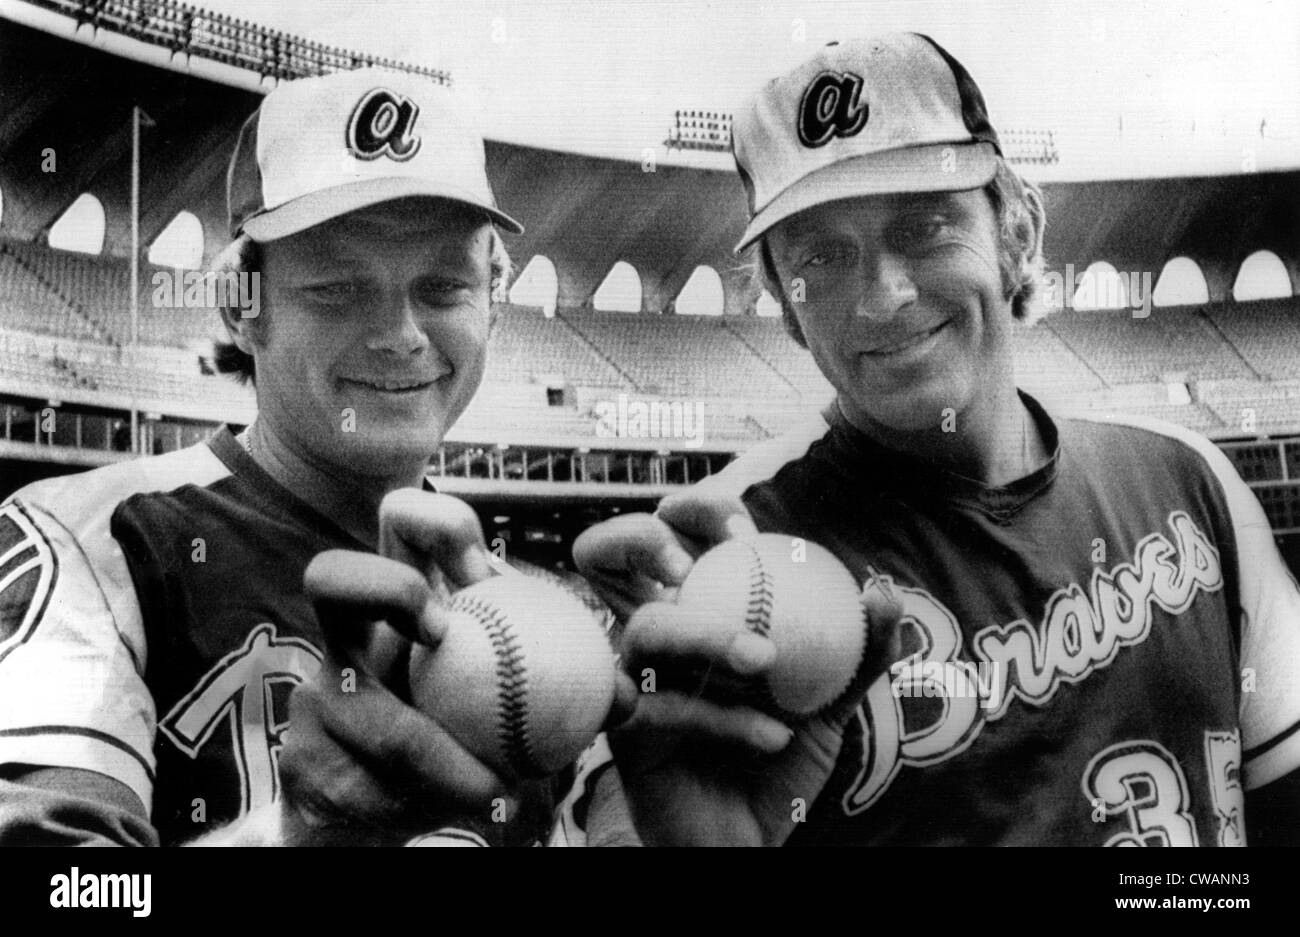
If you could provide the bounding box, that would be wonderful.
[408,573,617,779]
[675,533,871,719]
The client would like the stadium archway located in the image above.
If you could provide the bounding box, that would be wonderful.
[48,193,106,255]
[675,266,724,316]
[1071,261,1129,310]
[755,290,782,317]
[148,211,204,269]
[509,255,559,316]
[1233,250,1293,301]
[1153,256,1210,307]
[593,261,642,313]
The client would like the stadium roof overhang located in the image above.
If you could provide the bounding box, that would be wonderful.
[2,10,1297,311]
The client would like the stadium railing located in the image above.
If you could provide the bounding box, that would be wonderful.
[19,0,452,84]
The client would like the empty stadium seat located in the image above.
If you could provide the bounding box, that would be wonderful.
[1199,379,1300,436]
[1207,297,1300,381]
[1011,319,1105,398]
[560,309,807,399]
[0,245,107,343]
[2,236,1297,455]
[721,316,835,400]
[1050,382,1226,434]
[485,304,630,389]
[1044,306,1255,385]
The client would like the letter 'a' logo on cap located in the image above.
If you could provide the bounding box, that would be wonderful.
[347,88,422,161]
[797,71,868,148]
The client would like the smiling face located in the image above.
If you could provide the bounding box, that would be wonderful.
[249,198,493,476]
[767,188,1016,436]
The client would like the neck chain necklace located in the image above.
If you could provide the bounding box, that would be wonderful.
[237,425,254,458]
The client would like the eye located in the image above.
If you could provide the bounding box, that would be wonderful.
[415,277,472,306]
[300,280,365,304]
[801,244,856,271]
[890,215,954,252]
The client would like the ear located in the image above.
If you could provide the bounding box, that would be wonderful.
[759,238,808,349]
[218,301,259,356]
[210,236,262,356]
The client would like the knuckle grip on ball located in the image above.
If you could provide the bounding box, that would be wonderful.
[459,595,543,779]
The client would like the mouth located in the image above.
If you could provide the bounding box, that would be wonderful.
[339,375,444,394]
[863,320,951,358]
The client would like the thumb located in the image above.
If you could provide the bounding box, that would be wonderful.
[860,573,906,680]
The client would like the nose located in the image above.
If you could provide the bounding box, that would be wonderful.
[853,250,918,321]
[366,289,430,356]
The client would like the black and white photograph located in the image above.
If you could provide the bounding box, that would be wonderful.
[0,0,1295,895]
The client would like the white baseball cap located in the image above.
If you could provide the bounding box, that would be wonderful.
[227,68,523,241]
[732,33,1001,252]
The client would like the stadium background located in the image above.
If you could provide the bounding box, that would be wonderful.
[0,0,1297,577]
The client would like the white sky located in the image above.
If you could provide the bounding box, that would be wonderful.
[194,0,1300,172]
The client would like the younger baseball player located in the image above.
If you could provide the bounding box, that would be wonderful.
[573,33,1300,846]
[0,67,586,846]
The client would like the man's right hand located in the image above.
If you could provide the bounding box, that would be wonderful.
[277,492,510,846]
[573,491,903,846]
[601,585,901,846]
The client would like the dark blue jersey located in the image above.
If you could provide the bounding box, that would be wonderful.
[691,393,1300,845]
[0,427,576,845]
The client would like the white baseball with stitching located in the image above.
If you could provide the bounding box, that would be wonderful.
[675,533,871,719]
[409,573,617,779]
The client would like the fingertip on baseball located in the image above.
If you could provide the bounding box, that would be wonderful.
[623,600,759,670]
[605,671,641,730]
[416,595,449,646]
[726,631,777,675]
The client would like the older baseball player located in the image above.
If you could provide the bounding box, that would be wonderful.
[0,67,595,846]
[571,33,1300,846]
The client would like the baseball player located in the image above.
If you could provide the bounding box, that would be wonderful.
[0,67,595,846]
[572,34,1300,846]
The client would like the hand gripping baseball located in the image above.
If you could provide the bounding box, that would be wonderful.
[574,491,904,846]
[281,491,507,846]
[607,584,901,846]
[573,488,756,620]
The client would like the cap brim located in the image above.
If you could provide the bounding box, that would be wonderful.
[242,176,524,241]
[735,141,998,253]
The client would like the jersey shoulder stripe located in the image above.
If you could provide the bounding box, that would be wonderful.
[1055,408,1252,488]
[0,724,156,785]
[5,440,232,654]
[0,438,232,806]
[12,440,232,537]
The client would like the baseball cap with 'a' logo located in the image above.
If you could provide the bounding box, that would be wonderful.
[731,33,1001,252]
[227,67,523,241]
